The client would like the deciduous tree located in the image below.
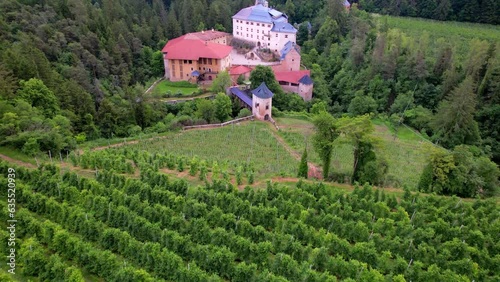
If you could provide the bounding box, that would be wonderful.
[312,112,339,178]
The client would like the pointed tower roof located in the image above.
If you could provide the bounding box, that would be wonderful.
[251,82,274,99]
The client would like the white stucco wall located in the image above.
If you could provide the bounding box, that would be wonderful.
[252,95,272,120]
[269,32,296,53]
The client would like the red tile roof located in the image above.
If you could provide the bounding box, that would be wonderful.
[162,35,232,60]
[229,65,252,75]
[274,70,311,84]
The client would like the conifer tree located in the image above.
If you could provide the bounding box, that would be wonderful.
[298,148,308,179]
[431,76,481,148]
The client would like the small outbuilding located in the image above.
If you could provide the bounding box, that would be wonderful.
[229,82,274,121]
[251,82,273,121]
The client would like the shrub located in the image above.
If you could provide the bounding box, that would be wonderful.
[236,166,243,185]
[127,125,142,137]
[189,156,199,176]
[177,157,185,172]
[199,160,208,181]
[237,108,252,118]
[247,170,254,185]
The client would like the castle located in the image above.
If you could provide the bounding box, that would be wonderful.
[232,0,297,53]
[161,0,313,118]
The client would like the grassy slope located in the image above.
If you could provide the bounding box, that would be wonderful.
[380,15,500,61]
[275,117,432,188]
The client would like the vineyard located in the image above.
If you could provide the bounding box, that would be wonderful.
[380,15,500,61]
[106,121,300,177]
[1,154,499,281]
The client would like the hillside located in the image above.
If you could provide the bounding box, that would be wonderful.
[379,15,500,60]
[1,0,499,281]
[1,153,499,281]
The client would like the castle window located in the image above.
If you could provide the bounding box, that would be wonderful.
[285,35,288,38]
[246,28,248,31]
[268,24,271,27]
[255,103,259,107]
[257,23,260,26]
[189,60,192,64]
[266,105,269,110]
[275,34,278,37]
[246,21,248,24]
[183,60,187,64]
[251,22,254,25]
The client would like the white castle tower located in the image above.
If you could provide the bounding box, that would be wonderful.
[255,0,269,7]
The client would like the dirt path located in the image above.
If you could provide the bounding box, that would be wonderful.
[265,123,323,179]
[0,154,37,169]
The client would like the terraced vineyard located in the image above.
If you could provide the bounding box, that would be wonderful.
[1,154,499,281]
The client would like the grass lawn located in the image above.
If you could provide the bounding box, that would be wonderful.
[275,117,432,189]
[151,80,199,96]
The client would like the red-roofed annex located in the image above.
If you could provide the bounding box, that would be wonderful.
[162,31,232,82]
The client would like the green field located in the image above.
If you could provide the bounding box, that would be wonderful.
[118,121,299,177]
[152,80,200,96]
[379,15,500,61]
[275,117,431,188]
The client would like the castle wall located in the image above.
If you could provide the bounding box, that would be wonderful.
[233,19,273,47]
[298,83,313,101]
[166,56,231,82]
[269,31,296,53]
